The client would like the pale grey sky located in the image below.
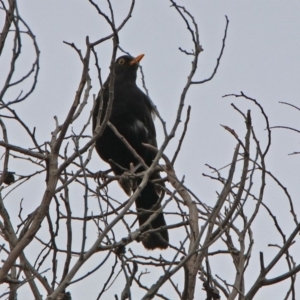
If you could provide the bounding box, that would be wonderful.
[1,1,300,299]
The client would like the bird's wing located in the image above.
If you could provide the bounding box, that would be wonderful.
[132,92,157,147]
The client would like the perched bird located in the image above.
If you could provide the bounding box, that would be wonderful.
[93,54,169,250]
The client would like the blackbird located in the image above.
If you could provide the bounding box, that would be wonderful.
[93,54,169,250]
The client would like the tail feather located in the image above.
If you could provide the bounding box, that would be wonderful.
[135,182,169,249]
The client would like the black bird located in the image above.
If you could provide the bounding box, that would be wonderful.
[93,54,169,250]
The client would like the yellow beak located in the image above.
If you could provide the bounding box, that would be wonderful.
[129,54,145,65]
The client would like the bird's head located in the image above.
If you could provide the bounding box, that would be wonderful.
[112,54,144,82]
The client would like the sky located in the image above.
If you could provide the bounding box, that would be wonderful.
[1,0,300,299]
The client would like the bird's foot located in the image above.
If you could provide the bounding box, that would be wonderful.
[93,169,111,185]
[119,170,137,196]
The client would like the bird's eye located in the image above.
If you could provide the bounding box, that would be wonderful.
[118,58,125,65]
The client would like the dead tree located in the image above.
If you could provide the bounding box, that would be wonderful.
[0,1,299,299]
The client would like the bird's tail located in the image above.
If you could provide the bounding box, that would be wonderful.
[135,181,169,250]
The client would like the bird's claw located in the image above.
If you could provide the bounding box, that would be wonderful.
[119,170,137,196]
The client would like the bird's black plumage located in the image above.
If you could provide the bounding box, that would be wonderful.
[93,54,168,249]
